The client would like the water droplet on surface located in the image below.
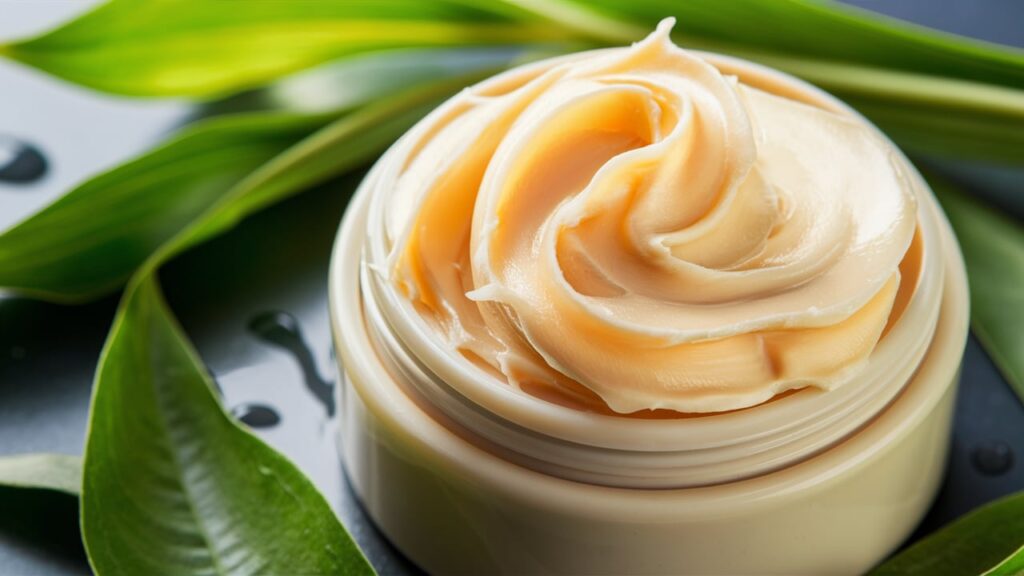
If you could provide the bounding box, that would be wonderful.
[248,311,335,415]
[971,441,1014,476]
[0,136,48,184]
[231,403,281,428]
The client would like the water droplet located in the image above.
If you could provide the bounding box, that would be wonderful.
[248,311,335,415]
[971,441,1014,476]
[231,403,281,428]
[0,136,48,184]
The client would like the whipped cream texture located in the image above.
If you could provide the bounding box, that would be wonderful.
[373,20,918,414]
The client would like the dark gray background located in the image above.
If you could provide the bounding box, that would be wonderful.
[1,1,1022,574]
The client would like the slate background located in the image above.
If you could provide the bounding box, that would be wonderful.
[0,1,1022,574]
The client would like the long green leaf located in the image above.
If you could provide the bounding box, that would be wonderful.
[0,0,568,97]
[730,53,1024,165]
[77,79,431,573]
[75,50,505,576]
[870,491,1024,575]
[0,51,496,302]
[530,0,1024,87]
[928,173,1024,404]
[983,545,1024,576]
[0,454,87,571]
[83,274,372,575]
[0,113,329,301]
[165,77,467,262]
[514,0,1024,163]
[0,453,81,496]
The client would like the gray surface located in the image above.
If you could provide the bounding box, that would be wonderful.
[0,1,1022,575]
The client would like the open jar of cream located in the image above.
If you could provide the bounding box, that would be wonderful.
[330,20,969,575]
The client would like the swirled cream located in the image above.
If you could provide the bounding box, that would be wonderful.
[374,19,917,414]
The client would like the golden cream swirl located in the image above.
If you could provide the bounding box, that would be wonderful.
[375,20,917,414]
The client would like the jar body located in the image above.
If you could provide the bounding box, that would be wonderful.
[329,52,970,575]
[339,363,956,575]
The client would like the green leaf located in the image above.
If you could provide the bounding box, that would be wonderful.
[869,491,1024,575]
[201,46,528,116]
[0,453,81,496]
[725,53,1024,165]
[0,112,330,301]
[82,274,372,575]
[529,0,1024,87]
[927,173,1024,404]
[0,455,87,571]
[0,55,488,302]
[983,545,1024,576]
[0,0,570,97]
[515,0,1024,163]
[163,76,468,263]
[74,51,503,576]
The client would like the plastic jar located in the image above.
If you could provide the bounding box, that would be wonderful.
[329,50,969,575]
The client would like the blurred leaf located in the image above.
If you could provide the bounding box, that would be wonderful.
[737,55,1024,165]
[842,82,1024,165]
[515,0,1024,163]
[7,0,1023,163]
[928,173,1024,404]
[200,46,528,116]
[83,274,373,575]
[156,76,467,264]
[0,454,85,569]
[533,0,1024,87]
[0,453,81,496]
[0,63,486,302]
[870,491,1024,575]
[0,112,329,301]
[0,0,571,97]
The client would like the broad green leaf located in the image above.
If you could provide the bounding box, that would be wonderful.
[0,453,81,496]
[83,274,372,575]
[0,0,570,97]
[928,173,1024,404]
[0,112,329,301]
[870,491,1024,575]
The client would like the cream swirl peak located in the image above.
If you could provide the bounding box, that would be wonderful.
[374,19,918,414]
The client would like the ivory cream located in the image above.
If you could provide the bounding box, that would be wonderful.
[377,20,918,414]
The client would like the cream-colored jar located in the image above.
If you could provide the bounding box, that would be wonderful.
[329,48,969,575]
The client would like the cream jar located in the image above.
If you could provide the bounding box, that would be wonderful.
[329,25,969,575]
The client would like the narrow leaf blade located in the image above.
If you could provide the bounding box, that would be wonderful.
[82,275,373,575]
[870,491,1024,575]
[518,0,1024,163]
[0,453,81,496]
[537,0,1024,87]
[0,112,328,301]
[928,173,1024,403]
[0,49,504,302]
[983,545,1024,576]
[2,0,565,97]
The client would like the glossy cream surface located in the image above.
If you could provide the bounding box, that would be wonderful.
[374,20,917,414]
